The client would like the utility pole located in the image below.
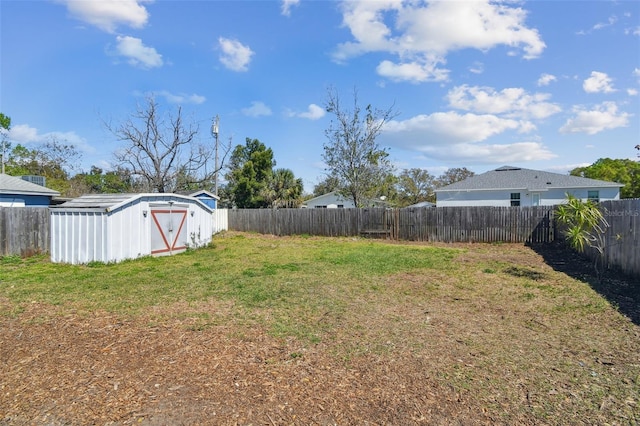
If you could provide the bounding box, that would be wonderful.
[211,115,220,196]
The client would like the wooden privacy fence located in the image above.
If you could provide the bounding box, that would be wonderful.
[2,202,637,278]
[0,207,50,257]
[595,199,640,277]
[228,206,556,244]
[396,206,555,243]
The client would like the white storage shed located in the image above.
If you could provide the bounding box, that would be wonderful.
[50,193,214,264]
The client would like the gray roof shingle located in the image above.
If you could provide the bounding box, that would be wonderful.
[0,173,60,196]
[435,166,624,192]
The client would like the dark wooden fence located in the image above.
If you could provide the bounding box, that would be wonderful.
[229,206,556,243]
[595,199,640,277]
[0,207,50,256]
[2,202,637,278]
[396,206,555,243]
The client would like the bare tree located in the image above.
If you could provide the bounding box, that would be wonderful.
[322,87,398,207]
[109,97,228,193]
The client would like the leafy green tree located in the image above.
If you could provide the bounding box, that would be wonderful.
[435,167,475,188]
[397,168,436,206]
[225,138,275,208]
[556,194,609,281]
[570,158,640,199]
[68,166,136,196]
[373,171,398,207]
[313,175,341,197]
[3,139,81,195]
[262,168,304,208]
[322,87,397,207]
[0,113,10,174]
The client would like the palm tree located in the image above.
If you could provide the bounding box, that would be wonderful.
[263,168,303,208]
[556,194,609,280]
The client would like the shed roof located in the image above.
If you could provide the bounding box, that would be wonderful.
[189,189,220,200]
[435,166,624,192]
[0,173,60,197]
[52,193,213,213]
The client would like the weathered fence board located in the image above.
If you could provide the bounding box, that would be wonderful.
[597,199,640,277]
[228,206,556,244]
[2,202,637,279]
[0,207,50,256]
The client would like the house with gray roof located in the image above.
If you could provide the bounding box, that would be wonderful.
[435,166,623,207]
[303,191,355,208]
[0,173,60,207]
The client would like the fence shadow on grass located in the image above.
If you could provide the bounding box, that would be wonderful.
[529,242,640,326]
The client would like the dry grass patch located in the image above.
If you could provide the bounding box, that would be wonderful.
[0,233,638,425]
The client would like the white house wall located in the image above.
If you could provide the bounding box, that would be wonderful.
[436,187,620,207]
[305,193,354,208]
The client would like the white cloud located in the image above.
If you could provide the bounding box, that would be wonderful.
[295,104,326,120]
[242,101,272,117]
[446,85,561,120]
[560,102,630,135]
[376,58,449,83]
[469,62,484,75]
[218,37,254,72]
[545,163,590,173]
[583,71,615,93]
[60,0,151,33]
[115,35,163,69]
[156,90,206,105]
[414,141,556,163]
[592,15,617,31]
[333,0,545,83]
[7,124,95,154]
[378,109,556,163]
[281,0,300,17]
[383,111,523,147]
[537,73,557,86]
[8,124,39,142]
[628,88,638,96]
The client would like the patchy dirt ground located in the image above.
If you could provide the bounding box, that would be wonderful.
[1,303,482,425]
[1,241,638,425]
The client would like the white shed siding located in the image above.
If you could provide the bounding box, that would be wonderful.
[212,209,228,234]
[51,194,214,264]
[437,187,621,207]
[108,200,147,262]
[188,203,215,247]
[51,211,109,264]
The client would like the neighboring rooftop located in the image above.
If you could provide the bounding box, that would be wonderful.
[0,173,60,196]
[435,166,624,192]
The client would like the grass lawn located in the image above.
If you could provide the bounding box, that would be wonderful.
[1,232,638,425]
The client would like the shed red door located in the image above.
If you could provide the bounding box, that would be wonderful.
[150,207,188,255]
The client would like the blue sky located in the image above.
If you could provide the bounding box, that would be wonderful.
[2,0,639,192]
